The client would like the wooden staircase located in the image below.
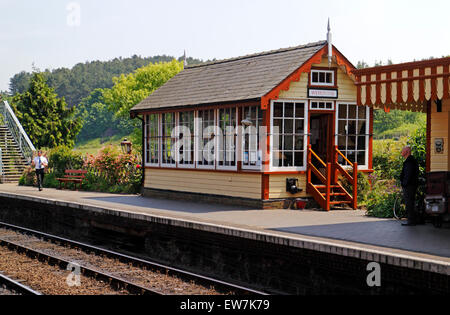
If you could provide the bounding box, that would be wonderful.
[0,125,28,183]
[306,145,358,211]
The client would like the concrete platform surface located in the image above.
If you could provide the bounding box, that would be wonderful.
[0,184,449,275]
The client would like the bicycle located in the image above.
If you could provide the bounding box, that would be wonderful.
[393,195,406,220]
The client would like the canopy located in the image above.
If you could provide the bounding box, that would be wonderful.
[352,57,450,112]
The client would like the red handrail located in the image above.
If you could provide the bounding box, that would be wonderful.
[333,146,358,209]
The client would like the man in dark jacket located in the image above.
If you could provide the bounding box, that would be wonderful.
[399,146,419,226]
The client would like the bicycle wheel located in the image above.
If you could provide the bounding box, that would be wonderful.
[393,196,406,220]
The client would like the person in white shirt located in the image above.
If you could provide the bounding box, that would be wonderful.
[32,150,48,191]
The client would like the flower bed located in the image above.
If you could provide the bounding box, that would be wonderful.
[19,145,142,194]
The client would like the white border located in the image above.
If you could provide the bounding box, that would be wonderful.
[335,102,370,170]
[310,69,335,87]
[269,99,308,172]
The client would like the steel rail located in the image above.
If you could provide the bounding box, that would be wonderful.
[0,272,42,295]
[0,221,268,295]
[0,235,161,295]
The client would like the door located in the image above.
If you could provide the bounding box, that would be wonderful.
[309,113,333,183]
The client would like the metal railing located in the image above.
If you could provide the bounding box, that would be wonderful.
[0,101,36,164]
[0,147,3,183]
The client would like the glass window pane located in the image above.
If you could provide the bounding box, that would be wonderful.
[295,136,304,150]
[273,119,282,133]
[348,105,356,119]
[273,103,283,117]
[283,136,293,151]
[283,152,293,167]
[358,106,367,120]
[273,151,282,167]
[348,136,356,150]
[338,136,346,149]
[338,104,347,119]
[338,120,347,135]
[357,151,366,165]
[319,72,325,83]
[312,72,318,83]
[295,120,304,134]
[326,72,333,84]
[295,103,304,118]
[357,120,366,135]
[284,103,294,117]
[358,136,367,150]
[294,152,304,167]
[284,119,293,134]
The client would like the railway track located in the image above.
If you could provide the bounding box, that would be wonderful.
[0,221,267,296]
[0,273,42,295]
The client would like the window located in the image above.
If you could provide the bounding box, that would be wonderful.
[310,101,334,110]
[197,109,216,168]
[311,69,335,86]
[242,106,263,169]
[161,112,176,166]
[217,108,237,169]
[178,111,195,167]
[272,101,307,169]
[145,114,159,165]
[336,103,369,167]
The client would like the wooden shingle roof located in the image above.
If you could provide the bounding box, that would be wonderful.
[131,40,327,113]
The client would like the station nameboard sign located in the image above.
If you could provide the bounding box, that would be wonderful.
[308,88,338,99]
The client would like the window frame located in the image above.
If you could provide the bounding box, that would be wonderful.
[310,69,335,87]
[144,113,161,167]
[269,99,308,172]
[241,106,263,171]
[196,108,217,170]
[160,112,177,168]
[177,110,196,169]
[335,102,370,170]
[216,107,238,171]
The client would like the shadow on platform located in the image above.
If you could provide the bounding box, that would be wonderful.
[84,195,254,214]
[270,220,450,258]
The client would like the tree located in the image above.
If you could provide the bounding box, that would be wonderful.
[11,72,82,149]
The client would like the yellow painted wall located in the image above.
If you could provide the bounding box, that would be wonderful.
[430,98,450,172]
[278,57,357,102]
[268,174,308,199]
[145,169,262,199]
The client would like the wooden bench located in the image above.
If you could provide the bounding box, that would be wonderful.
[56,170,87,190]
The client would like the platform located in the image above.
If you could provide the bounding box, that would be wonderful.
[0,184,448,278]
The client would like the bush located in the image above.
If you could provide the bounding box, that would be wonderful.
[341,172,371,206]
[48,146,84,177]
[366,179,402,218]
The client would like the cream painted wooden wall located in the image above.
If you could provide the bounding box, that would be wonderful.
[430,98,450,172]
[268,174,307,199]
[145,169,262,200]
[279,57,357,102]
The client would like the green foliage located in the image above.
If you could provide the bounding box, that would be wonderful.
[103,60,184,120]
[47,146,84,177]
[74,88,131,142]
[374,109,426,139]
[341,173,371,205]
[10,73,82,149]
[372,138,407,180]
[367,125,426,217]
[9,55,206,108]
[366,179,402,218]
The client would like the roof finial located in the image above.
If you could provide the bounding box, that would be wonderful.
[327,18,333,68]
[183,50,187,67]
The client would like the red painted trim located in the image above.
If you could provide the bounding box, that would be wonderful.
[431,66,437,100]
[369,107,374,170]
[426,101,431,173]
[375,73,382,105]
[261,45,356,110]
[385,72,392,105]
[351,56,450,75]
[419,67,425,102]
[407,69,414,103]
[262,174,269,200]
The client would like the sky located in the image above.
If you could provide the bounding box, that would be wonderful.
[1,0,449,92]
